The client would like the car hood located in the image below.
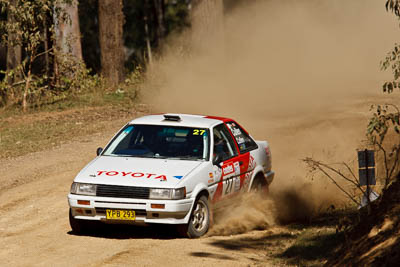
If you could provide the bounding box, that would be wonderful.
[74,156,204,188]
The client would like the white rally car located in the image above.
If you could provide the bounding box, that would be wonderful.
[68,114,274,237]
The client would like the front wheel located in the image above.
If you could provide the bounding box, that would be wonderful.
[177,195,211,238]
[69,209,91,234]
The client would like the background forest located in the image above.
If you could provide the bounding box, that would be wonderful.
[0,0,245,111]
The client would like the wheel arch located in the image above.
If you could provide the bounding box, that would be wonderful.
[248,168,267,191]
[190,183,210,200]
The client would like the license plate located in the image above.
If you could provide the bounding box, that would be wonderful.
[106,209,136,221]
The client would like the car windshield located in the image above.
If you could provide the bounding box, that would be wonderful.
[102,124,210,160]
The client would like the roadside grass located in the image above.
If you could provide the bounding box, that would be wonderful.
[0,91,147,159]
[34,89,139,112]
[277,208,358,266]
[208,208,358,266]
[279,227,344,266]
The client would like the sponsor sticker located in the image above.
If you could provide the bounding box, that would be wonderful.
[236,136,245,144]
[97,171,167,181]
[222,164,234,176]
[231,128,242,136]
[234,161,240,175]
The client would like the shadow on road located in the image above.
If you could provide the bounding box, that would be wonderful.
[210,232,296,251]
[67,222,180,240]
[189,252,235,261]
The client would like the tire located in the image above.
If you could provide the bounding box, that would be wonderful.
[69,208,90,234]
[177,195,211,238]
[251,176,269,194]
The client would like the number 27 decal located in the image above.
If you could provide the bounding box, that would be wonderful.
[193,129,206,135]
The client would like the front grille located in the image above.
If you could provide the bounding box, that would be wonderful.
[96,208,147,216]
[96,184,150,199]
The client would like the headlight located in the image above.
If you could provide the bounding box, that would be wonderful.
[70,182,97,196]
[149,187,186,200]
[172,187,186,200]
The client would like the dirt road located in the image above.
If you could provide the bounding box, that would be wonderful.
[1,93,391,266]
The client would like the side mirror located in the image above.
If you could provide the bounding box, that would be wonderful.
[213,154,222,168]
[96,147,103,156]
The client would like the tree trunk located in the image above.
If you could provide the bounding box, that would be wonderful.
[191,0,224,52]
[53,0,82,86]
[43,20,50,75]
[54,0,82,60]
[6,0,22,85]
[98,0,125,86]
[144,14,153,67]
[144,0,153,67]
[153,0,166,46]
[22,54,34,112]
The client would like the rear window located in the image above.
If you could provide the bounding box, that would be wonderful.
[226,122,258,153]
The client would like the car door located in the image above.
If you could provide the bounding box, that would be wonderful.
[211,123,243,202]
[225,121,259,191]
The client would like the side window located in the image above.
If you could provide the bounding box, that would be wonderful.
[213,124,238,162]
[226,122,258,153]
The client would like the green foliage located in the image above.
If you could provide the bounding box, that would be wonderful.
[55,53,102,93]
[386,0,400,16]
[381,2,400,94]
[0,0,53,54]
[0,0,63,109]
[117,66,143,101]
[0,0,191,110]
[367,104,400,188]
[381,44,400,93]
[0,0,141,111]
[368,104,400,144]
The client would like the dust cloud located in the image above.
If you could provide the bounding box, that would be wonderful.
[207,193,276,236]
[143,0,400,232]
[207,185,337,236]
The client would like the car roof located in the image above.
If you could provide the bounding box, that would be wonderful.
[128,113,232,128]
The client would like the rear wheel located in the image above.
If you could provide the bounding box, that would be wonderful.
[251,176,269,194]
[177,195,211,238]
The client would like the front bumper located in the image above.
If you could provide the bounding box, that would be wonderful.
[68,194,194,224]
